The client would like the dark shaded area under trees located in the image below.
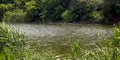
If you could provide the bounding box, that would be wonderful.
[0,0,120,24]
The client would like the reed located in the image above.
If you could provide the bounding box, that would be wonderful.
[69,26,120,60]
[0,23,26,60]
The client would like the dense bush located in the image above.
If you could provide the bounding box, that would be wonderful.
[0,0,119,24]
[103,0,120,24]
[89,11,103,23]
[38,0,70,22]
[61,10,76,23]
[3,9,26,23]
[0,4,14,21]
[61,0,104,23]
[24,0,41,22]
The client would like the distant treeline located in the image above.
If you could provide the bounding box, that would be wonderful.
[0,0,120,24]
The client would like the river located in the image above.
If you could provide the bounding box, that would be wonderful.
[11,23,113,58]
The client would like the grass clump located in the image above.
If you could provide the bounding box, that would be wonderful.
[0,23,26,60]
[69,27,120,60]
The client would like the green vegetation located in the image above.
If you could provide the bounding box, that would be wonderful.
[103,0,120,24]
[0,23,26,60]
[3,9,26,23]
[61,10,76,23]
[0,0,120,59]
[0,0,120,24]
[0,23,120,60]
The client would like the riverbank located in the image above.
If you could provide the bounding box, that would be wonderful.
[0,23,120,59]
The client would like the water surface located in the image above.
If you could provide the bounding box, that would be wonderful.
[11,23,113,57]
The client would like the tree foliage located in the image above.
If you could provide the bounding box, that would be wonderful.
[3,9,26,23]
[103,0,120,24]
[0,0,119,24]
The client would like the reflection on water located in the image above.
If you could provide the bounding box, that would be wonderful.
[11,23,113,57]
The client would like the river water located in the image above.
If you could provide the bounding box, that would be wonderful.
[11,23,113,58]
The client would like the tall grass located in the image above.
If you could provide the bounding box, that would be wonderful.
[69,27,120,60]
[0,23,26,60]
[112,27,120,60]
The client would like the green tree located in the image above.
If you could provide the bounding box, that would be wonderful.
[25,0,39,22]
[68,0,104,23]
[103,0,120,24]
[3,9,26,23]
[0,4,14,21]
[38,0,70,22]
[61,10,76,23]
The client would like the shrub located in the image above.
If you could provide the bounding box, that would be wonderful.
[0,4,14,21]
[103,0,120,23]
[3,9,26,23]
[61,10,76,23]
[38,0,70,22]
[25,0,39,22]
[89,11,103,23]
[25,0,36,11]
